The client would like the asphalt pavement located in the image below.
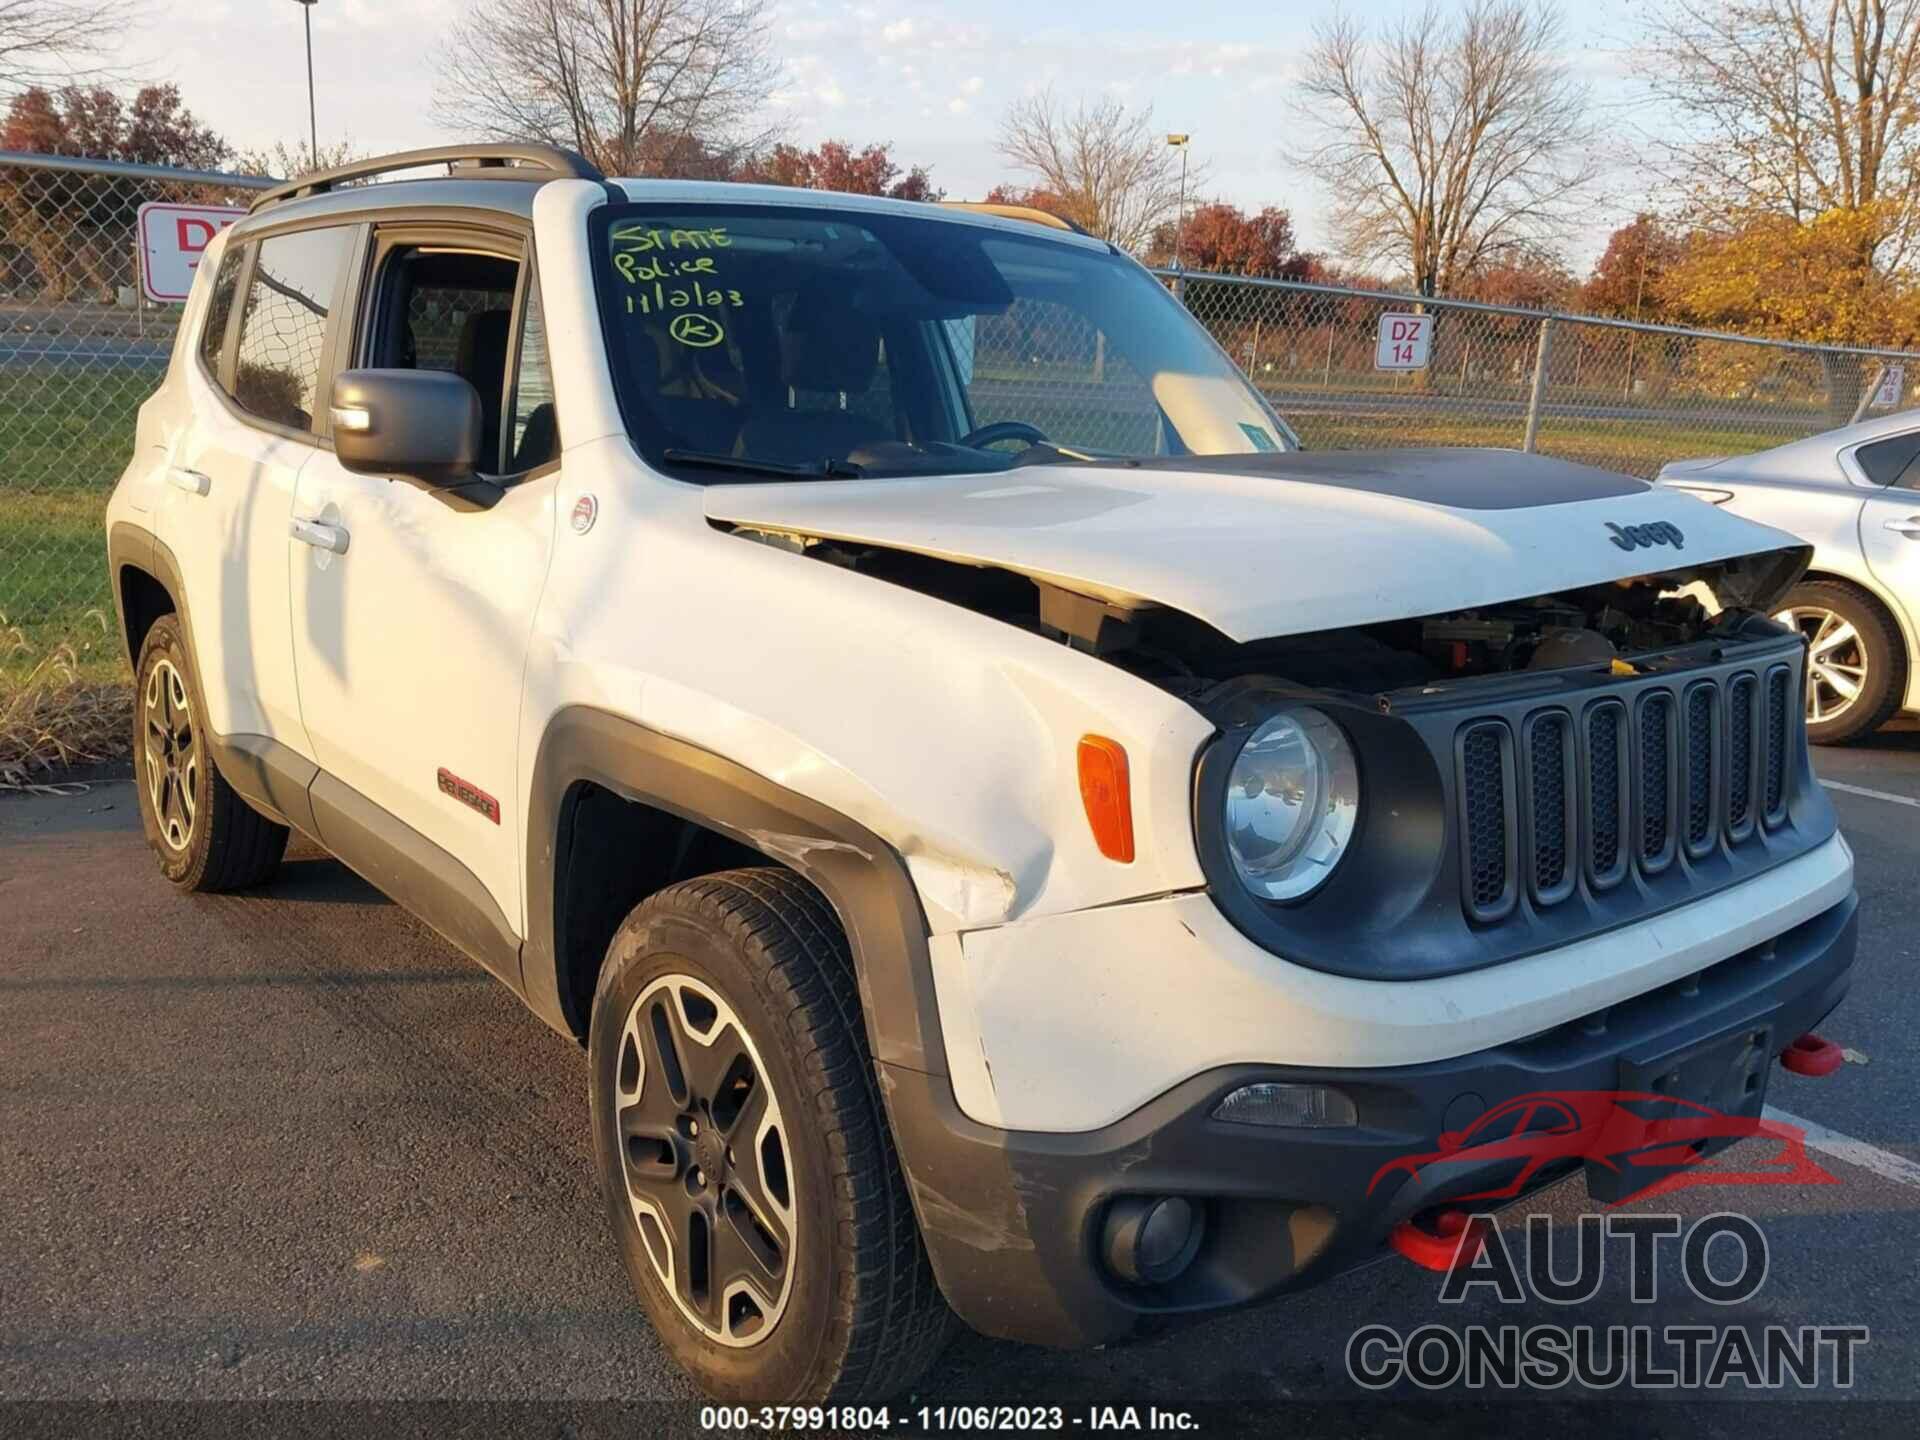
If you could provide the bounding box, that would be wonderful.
[5,733,1920,1435]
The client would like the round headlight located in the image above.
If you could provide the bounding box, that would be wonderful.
[1224,707,1360,901]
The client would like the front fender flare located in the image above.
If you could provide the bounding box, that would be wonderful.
[521,706,948,1077]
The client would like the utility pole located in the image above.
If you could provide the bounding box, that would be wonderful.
[292,0,320,168]
[1167,133,1190,298]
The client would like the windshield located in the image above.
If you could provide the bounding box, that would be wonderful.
[590,202,1296,481]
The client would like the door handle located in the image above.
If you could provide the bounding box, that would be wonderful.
[166,467,211,496]
[290,516,351,555]
[1886,516,1920,538]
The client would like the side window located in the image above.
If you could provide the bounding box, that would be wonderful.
[508,276,559,473]
[1854,430,1920,485]
[367,246,520,471]
[197,245,245,380]
[232,227,352,432]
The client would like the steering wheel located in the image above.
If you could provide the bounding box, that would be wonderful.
[958,420,1052,450]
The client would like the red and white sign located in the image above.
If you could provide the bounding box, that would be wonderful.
[1375,312,1433,370]
[135,202,244,303]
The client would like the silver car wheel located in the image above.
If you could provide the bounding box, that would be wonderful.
[141,657,198,851]
[612,973,797,1348]
[1774,604,1869,725]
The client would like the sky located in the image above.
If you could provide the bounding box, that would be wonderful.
[116,0,1662,272]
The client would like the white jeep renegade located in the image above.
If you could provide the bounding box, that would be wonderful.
[106,146,1859,1404]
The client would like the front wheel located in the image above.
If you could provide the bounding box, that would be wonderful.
[1773,581,1906,745]
[588,869,951,1404]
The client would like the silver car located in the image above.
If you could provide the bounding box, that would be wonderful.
[1657,412,1920,743]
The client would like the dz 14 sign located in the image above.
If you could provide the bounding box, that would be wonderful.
[136,202,245,303]
[1376,312,1432,370]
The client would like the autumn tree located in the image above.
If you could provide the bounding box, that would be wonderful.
[0,1,116,93]
[434,0,779,177]
[1142,203,1315,277]
[738,140,938,199]
[980,183,1073,218]
[1660,206,1920,348]
[1642,1,1920,267]
[1297,0,1598,296]
[1581,213,1686,318]
[995,90,1196,251]
[2,84,231,299]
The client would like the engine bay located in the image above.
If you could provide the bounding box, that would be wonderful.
[740,527,1805,703]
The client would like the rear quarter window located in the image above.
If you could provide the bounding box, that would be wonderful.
[1854,430,1920,485]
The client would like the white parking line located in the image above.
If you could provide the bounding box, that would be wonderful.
[1820,779,1920,808]
[1765,1105,1920,1191]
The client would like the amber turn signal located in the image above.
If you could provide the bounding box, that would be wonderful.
[1077,735,1135,863]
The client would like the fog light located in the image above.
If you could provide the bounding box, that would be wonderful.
[1102,1196,1204,1286]
[1213,1083,1357,1128]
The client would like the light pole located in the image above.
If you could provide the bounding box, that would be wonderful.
[1166,133,1190,292]
[292,0,319,168]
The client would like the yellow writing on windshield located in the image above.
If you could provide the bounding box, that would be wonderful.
[611,224,733,252]
[613,224,745,334]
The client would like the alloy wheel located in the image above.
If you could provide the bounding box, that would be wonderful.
[613,973,797,1347]
[1773,605,1870,726]
[142,657,198,851]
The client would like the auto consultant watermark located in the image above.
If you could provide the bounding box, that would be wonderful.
[1347,1092,1868,1393]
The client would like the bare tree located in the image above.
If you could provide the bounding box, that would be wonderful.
[1296,1,1598,296]
[995,90,1197,253]
[1640,1,1920,266]
[433,0,779,177]
[0,1,117,94]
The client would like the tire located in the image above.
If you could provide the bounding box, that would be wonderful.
[132,615,288,891]
[589,868,952,1404]
[1773,580,1907,745]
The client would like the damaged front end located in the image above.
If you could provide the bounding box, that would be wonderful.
[1172,550,1835,982]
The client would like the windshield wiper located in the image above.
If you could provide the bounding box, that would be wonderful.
[662,448,864,480]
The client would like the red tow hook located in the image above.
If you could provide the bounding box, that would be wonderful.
[1782,1032,1845,1078]
[1389,1209,1489,1273]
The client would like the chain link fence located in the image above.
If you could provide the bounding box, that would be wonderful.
[5,151,1918,770]
[1,153,274,769]
[1161,269,1920,476]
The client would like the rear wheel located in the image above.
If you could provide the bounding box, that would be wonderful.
[588,868,951,1403]
[132,615,288,890]
[1773,581,1906,745]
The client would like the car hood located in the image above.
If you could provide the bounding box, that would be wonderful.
[704,448,1808,642]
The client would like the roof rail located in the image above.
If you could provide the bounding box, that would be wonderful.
[940,200,1092,236]
[250,143,605,212]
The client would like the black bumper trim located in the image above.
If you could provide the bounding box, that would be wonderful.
[885,892,1856,1348]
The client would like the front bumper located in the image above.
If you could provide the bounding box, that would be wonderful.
[884,890,1856,1348]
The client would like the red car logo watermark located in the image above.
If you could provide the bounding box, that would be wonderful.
[1369,1090,1837,1210]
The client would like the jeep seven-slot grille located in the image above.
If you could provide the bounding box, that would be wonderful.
[1456,663,1796,924]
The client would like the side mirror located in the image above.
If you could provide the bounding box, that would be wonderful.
[331,369,483,488]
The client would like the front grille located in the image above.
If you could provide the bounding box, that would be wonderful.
[1639,692,1673,869]
[1765,666,1791,820]
[1684,683,1717,856]
[1459,723,1514,918]
[1456,656,1799,924]
[1727,674,1756,837]
[1586,701,1629,889]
